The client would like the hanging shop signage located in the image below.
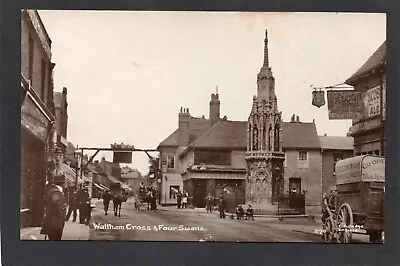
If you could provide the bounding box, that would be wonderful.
[312,90,326,108]
[327,90,363,120]
[113,151,132,163]
[21,96,49,142]
[363,85,381,118]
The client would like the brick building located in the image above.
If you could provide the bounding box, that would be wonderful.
[345,41,386,156]
[319,135,354,195]
[20,9,56,227]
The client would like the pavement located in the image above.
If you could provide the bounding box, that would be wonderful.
[20,220,90,240]
[19,199,104,240]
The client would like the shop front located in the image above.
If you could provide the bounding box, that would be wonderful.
[20,80,55,227]
[182,169,246,210]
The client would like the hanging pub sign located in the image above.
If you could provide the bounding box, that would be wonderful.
[327,90,363,120]
[113,151,132,164]
[312,89,325,108]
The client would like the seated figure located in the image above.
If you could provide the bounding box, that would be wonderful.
[236,205,244,220]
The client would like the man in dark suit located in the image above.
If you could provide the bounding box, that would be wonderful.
[77,185,90,224]
[41,174,67,240]
[65,187,78,222]
[102,189,112,215]
[218,195,226,218]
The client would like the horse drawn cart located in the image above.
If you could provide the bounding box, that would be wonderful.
[322,155,385,243]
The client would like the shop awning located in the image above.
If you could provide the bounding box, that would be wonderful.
[59,163,90,185]
[99,184,109,190]
[108,175,122,184]
[93,183,106,191]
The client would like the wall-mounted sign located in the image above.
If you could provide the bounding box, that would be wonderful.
[382,76,386,120]
[363,85,381,118]
[21,96,49,142]
[327,90,363,120]
[350,118,381,135]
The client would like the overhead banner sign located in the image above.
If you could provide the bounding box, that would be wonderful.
[113,151,132,164]
[327,90,363,120]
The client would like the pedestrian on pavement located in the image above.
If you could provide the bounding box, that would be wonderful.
[41,173,67,240]
[65,186,78,222]
[77,185,90,224]
[102,189,112,215]
[182,192,188,209]
[245,205,254,221]
[218,195,226,218]
[206,193,214,213]
[177,191,183,209]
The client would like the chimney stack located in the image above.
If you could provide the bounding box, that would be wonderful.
[210,88,220,126]
[178,107,190,146]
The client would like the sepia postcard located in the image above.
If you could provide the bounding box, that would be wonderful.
[20,10,386,243]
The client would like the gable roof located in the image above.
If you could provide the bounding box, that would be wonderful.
[158,117,211,148]
[346,41,386,85]
[319,136,354,150]
[191,120,247,149]
[282,122,321,149]
[158,128,180,147]
[185,120,321,150]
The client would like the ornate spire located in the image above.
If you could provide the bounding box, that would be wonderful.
[263,29,269,67]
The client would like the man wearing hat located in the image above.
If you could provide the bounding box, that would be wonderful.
[77,183,90,224]
[41,174,67,240]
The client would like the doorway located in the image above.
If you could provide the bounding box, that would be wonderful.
[193,179,206,208]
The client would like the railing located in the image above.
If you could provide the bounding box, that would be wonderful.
[277,194,305,215]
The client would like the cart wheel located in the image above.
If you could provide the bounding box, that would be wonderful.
[338,203,353,243]
[323,217,334,243]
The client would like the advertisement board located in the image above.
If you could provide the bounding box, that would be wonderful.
[361,156,385,182]
[327,90,363,120]
[335,155,385,184]
[113,151,132,163]
[363,85,381,118]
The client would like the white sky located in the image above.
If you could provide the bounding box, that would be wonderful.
[38,11,386,175]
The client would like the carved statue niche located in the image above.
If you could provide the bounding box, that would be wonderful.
[253,126,258,151]
[268,125,272,151]
[274,123,280,151]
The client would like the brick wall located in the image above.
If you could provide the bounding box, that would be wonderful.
[21,11,53,110]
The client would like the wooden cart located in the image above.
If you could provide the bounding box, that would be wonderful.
[322,155,385,243]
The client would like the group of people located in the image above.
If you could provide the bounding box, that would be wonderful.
[65,185,92,224]
[205,193,254,220]
[40,173,93,241]
[176,191,188,209]
[235,204,254,221]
